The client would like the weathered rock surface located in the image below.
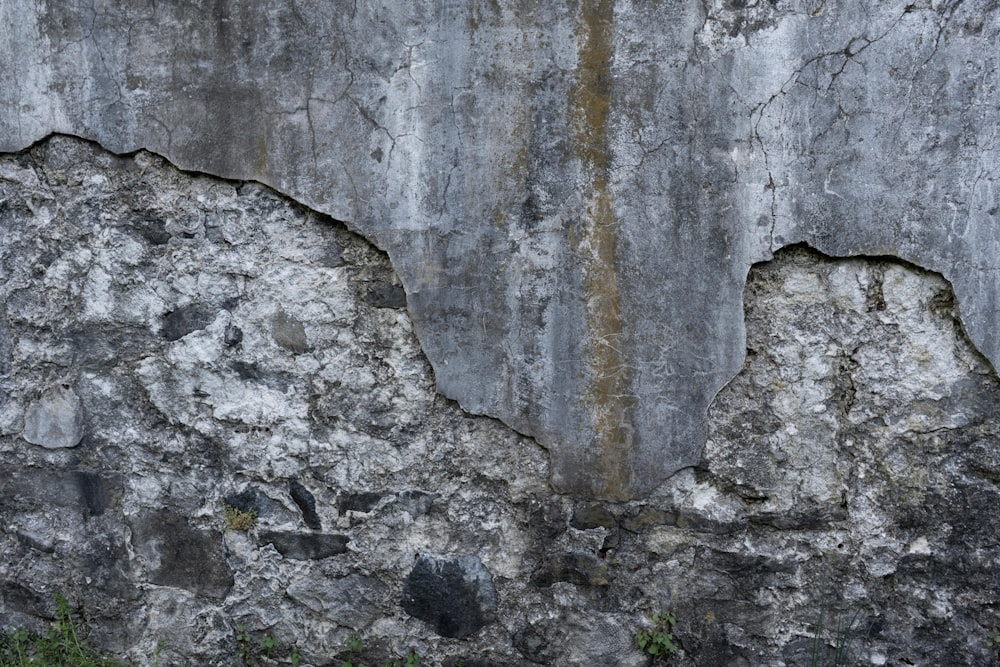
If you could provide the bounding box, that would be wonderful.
[21,385,85,448]
[6,1,1000,497]
[0,138,551,664]
[402,554,498,639]
[288,479,322,529]
[258,531,349,560]
[286,573,388,629]
[2,136,1000,665]
[130,509,234,600]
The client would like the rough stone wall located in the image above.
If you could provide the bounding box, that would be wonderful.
[2,137,999,666]
[6,1,1000,499]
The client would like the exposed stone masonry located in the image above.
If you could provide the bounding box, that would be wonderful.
[1,137,999,665]
[9,2,1000,499]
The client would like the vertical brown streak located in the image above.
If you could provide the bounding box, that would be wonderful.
[570,0,635,498]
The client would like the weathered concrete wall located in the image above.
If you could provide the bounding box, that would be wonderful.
[5,1,999,498]
[2,137,1000,665]
[4,0,1000,663]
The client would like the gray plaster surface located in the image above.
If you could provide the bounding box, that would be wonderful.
[3,0,998,498]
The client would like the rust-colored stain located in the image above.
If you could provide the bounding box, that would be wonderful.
[569,0,636,499]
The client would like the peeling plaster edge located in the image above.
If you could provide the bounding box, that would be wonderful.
[7,133,997,501]
[0,131,559,486]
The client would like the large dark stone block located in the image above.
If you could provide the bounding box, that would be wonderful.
[0,469,121,517]
[129,509,233,600]
[402,554,497,639]
[258,531,348,560]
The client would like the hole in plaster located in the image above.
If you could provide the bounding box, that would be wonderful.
[704,242,1000,513]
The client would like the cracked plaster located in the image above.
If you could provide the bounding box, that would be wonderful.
[2,136,1000,665]
[3,0,1000,498]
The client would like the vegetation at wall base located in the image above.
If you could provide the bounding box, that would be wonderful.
[339,635,420,667]
[0,604,430,667]
[809,606,868,667]
[987,628,1000,659]
[0,594,128,667]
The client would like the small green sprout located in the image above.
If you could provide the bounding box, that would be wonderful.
[636,611,679,661]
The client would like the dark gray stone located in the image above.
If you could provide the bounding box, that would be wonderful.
[0,469,120,517]
[223,487,284,520]
[68,325,158,370]
[396,490,434,518]
[401,554,497,639]
[228,361,297,391]
[129,214,171,245]
[130,509,233,600]
[0,303,11,377]
[621,507,675,533]
[14,528,55,554]
[286,574,387,629]
[318,243,344,268]
[223,488,262,515]
[223,324,243,346]
[517,612,643,666]
[364,284,407,309]
[0,582,54,620]
[570,504,616,530]
[258,531,348,560]
[338,491,382,515]
[161,303,217,341]
[288,480,320,530]
[78,536,138,603]
[747,506,848,531]
[532,552,610,588]
[514,621,558,665]
[444,659,532,667]
[72,471,114,517]
[270,310,309,353]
